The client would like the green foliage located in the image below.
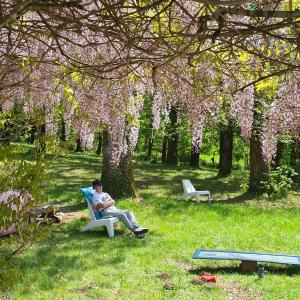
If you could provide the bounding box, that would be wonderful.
[0,144,49,289]
[0,257,22,291]
[0,152,42,221]
[261,166,298,199]
[233,131,249,170]
[0,104,28,145]
[240,182,249,193]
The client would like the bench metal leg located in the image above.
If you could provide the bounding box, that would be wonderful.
[258,265,265,279]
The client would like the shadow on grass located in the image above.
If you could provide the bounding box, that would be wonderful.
[16,146,252,205]
[136,167,247,200]
[213,192,258,204]
[18,220,146,292]
[59,202,87,213]
[189,265,300,276]
[139,194,256,219]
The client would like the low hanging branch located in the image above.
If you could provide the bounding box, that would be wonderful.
[220,7,300,18]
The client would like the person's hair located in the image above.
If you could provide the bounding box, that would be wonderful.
[92,179,102,188]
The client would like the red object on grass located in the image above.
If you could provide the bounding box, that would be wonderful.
[198,274,217,283]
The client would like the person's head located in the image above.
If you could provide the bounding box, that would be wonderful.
[92,179,103,192]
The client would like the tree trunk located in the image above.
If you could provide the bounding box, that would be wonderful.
[189,146,200,167]
[291,140,300,183]
[61,118,66,142]
[101,131,136,199]
[249,137,269,192]
[96,132,102,155]
[166,106,179,165]
[0,124,11,146]
[274,140,284,168]
[29,125,36,144]
[147,130,153,159]
[218,122,233,176]
[76,137,83,152]
[36,123,46,162]
[248,100,269,192]
[162,135,168,163]
[243,152,249,170]
[290,140,298,167]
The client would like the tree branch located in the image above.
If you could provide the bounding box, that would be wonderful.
[221,7,300,18]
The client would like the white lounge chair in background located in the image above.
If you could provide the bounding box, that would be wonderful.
[80,187,119,238]
[180,179,211,203]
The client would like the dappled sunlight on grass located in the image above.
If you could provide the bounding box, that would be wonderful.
[3,144,300,299]
[13,198,300,299]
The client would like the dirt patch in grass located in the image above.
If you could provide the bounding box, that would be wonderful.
[218,278,262,300]
[167,258,194,271]
[56,202,89,223]
[68,284,105,298]
[156,272,175,290]
[62,211,88,223]
[173,259,262,300]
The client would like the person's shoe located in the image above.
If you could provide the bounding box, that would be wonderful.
[134,227,149,235]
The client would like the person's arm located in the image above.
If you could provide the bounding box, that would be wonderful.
[95,199,114,211]
[104,193,115,207]
[92,194,105,211]
[108,196,115,205]
[94,194,115,211]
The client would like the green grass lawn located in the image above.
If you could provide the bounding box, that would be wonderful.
[1,145,300,299]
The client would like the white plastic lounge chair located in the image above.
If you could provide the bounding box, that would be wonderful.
[180,179,211,203]
[80,187,119,238]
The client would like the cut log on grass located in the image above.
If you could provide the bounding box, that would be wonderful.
[240,261,258,271]
[32,205,64,224]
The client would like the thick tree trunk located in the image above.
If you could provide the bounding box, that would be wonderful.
[101,131,136,198]
[218,122,233,176]
[76,137,83,152]
[189,146,200,167]
[166,106,179,165]
[96,132,102,155]
[166,135,179,165]
[249,137,269,192]
[161,135,168,163]
[248,99,269,192]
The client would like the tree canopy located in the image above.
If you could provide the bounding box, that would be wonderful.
[1,0,300,165]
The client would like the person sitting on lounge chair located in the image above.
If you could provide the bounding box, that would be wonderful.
[92,179,148,235]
